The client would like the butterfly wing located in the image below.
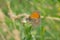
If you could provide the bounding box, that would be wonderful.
[29,11,40,27]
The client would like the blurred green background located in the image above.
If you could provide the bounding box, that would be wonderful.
[0,0,60,40]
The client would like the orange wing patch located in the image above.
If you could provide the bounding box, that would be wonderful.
[29,12,40,19]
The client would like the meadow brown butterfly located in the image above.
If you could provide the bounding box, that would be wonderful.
[26,11,40,27]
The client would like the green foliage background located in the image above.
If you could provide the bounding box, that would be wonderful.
[0,0,60,40]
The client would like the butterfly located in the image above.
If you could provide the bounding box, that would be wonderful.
[26,11,40,27]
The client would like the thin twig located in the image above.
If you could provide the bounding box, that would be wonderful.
[16,13,60,21]
[41,16,60,21]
